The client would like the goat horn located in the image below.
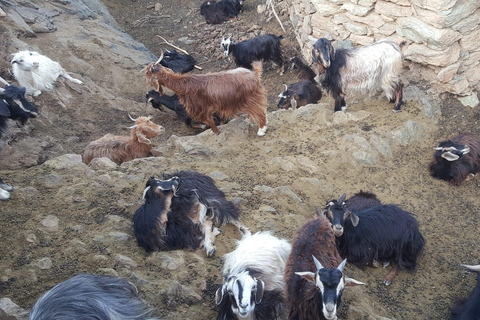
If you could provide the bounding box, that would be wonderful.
[154,50,164,65]
[147,115,152,120]
[142,186,151,200]
[128,124,138,129]
[128,114,138,122]
[433,147,443,150]
[460,145,470,154]
[0,76,9,86]
[461,264,480,272]
[337,259,347,272]
[312,255,324,271]
[283,84,288,91]
[0,88,4,94]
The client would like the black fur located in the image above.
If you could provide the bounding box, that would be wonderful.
[451,267,480,320]
[159,50,195,74]
[290,57,317,83]
[223,34,283,70]
[200,0,243,24]
[0,84,38,135]
[277,80,322,109]
[326,190,381,213]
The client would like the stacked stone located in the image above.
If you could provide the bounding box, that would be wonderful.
[287,0,480,104]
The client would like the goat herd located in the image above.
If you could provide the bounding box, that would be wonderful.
[1,1,480,319]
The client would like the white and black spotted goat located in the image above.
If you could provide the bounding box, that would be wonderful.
[311,37,405,113]
[216,231,291,320]
[133,171,249,256]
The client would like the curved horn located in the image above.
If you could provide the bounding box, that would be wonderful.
[283,84,288,91]
[154,50,164,65]
[461,264,480,272]
[142,186,151,200]
[312,255,324,271]
[128,114,138,122]
[337,259,347,272]
[128,124,138,129]
[0,76,9,86]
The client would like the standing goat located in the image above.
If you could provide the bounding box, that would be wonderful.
[451,264,480,319]
[0,80,39,200]
[324,193,425,285]
[11,50,82,96]
[216,231,291,320]
[311,37,404,113]
[133,171,249,256]
[29,274,159,320]
[221,34,284,71]
[83,115,164,165]
[429,133,480,186]
[145,53,268,136]
[200,0,243,24]
[285,214,364,320]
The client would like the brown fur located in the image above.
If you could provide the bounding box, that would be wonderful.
[285,215,342,320]
[145,61,267,134]
[83,116,164,165]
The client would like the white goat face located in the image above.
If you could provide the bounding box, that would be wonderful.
[11,51,41,71]
[220,37,232,57]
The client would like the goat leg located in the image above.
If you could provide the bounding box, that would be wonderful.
[392,82,404,113]
[383,264,398,285]
[231,220,251,237]
[203,218,217,257]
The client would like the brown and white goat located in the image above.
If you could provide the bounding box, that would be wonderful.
[145,53,268,136]
[285,212,364,320]
[83,115,164,165]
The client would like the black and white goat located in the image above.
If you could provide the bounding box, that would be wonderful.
[216,231,291,320]
[285,213,364,320]
[429,133,480,186]
[221,34,284,71]
[451,264,480,319]
[311,37,404,113]
[133,171,249,256]
[324,193,425,285]
[200,0,243,24]
[0,79,39,200]
[29,274,159,320]
[158,50,195,74]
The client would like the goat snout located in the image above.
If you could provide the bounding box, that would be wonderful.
[332,224,344,236]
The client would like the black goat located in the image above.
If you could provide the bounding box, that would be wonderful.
[158,50,195,74]
[429,133,480,186]
[133,171,249,256]
[290,57,317,83]
[221,34,284,70]
[200,0,243,24]
[324,193,425,285]
[145,90,226,129]
[277,81,322,109]
[29,274,159,320]
[311,37,404,113]
[0,83,39,200]
[451,264,480,320]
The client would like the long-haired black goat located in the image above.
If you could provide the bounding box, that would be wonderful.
[429,133,480,186]
[451,263,480,319]
[221,34,284,70]
[200,0,243,24]
[133,171,249,256]
[285,213,364,320]
[311,37,404,113]
[158,50,195,74]
[324,193,425,285]
[29,274,159,320]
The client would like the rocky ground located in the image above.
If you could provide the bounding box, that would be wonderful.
[1,0,480,319]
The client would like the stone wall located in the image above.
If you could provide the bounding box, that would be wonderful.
[287,0,480,104]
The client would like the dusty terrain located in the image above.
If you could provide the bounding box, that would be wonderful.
[1,0,480,319]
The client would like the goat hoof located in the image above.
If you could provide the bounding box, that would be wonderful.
[371,260,380,268]
[383,279,391,286]
[383,262,390,268]
[392,109,401,113]
[0,189,11,200]
[0,183,13,192]
[212,227,221,237]
[206,246,216,257]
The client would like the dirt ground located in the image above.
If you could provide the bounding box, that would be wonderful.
[1,0,480,319]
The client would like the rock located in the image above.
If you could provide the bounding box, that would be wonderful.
[114,255,137,269]
[106,232,131,242]
[40,215,59,230]
[164,281,202,307]
[458,93,479,108]
[44,154,87,170]
[154,3,162,11]
[36,257,53,269]
[403,42,461,67]
[89,157,118,170]
[0,298,29,320]
[341,2,373,17]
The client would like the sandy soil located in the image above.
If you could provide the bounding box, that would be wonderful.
[1,0,480,319]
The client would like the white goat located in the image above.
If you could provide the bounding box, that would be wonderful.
[11,50,83,96]
[216,231,291,320]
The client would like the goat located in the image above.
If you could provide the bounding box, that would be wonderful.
[311,37,404,113]
[324,193,425,285]
[83,115,164,165]
[145,53,268,136]
[451,264,480,320]
[429,133,480,186]
[290,57,317,83]
[0,80,39,200]
[11,50,82,96]
[29,274,159,320]
[200,0,243,24]
[285,213,364,320]
[216,231,291,320]
[158,50,195,74]
[277,81,322,109]
[133,171,249,256]
[145,90,226,129]
[220,34,284,71]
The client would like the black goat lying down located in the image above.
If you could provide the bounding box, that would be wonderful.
[324,193,425,285]
[200,0,243,24]
[133,171,249,256]
[451,264,480,319]
[145,90,227,129]
[277,81,322,109]
[29,274,159,320]
[158,50,195,74]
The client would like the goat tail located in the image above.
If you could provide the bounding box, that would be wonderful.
[397,223,425,270]
[251,61,263,79]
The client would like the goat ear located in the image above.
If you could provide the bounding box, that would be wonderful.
[136,132,152,145]
[344,277,365,287]
[345,210,359,227]
[215,286,226,305]
[255,279,265,304]
[295,271,316,284]
[329,44,336,61]
[441,152,460,161]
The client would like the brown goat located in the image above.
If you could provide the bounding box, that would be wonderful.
[285,212,363,320]
[83,115,164,165]
[145,54,268,136]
